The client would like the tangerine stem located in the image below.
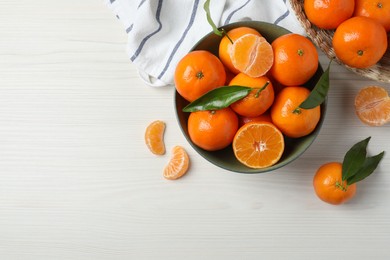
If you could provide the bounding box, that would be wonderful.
[293,107,302,114]
[254,81,270,98]
[335,181,348,192]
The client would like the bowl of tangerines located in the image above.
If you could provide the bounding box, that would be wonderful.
[174,21,329,173]
[290,0,390,83]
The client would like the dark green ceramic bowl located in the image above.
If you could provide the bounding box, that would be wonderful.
[174,21,327,173]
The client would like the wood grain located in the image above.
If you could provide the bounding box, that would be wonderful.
[0,1,389,259]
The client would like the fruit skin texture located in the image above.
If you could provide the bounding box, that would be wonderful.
[174,50,226,102]
[313,162,357,205]
[332,16,388,69]
[354,0,390,32]
[271,86,321,138]
[304,0,355,29]
[270,34,318,86]
[354,85,390,126]
[187,108,239,151]
[219,27,261,74]
[228,73,274,118]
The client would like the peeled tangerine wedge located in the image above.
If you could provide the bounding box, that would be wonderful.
[164,146,189,180]
[355,86,390,126]
[233,122,285,169]
[145,120,166,155]
[230,34,274,78]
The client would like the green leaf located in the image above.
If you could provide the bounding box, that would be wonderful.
[347,151,385,185]
[203,0,223,37]
[182,86,251,112]
[299,60,331,110]
[342,137,370,181]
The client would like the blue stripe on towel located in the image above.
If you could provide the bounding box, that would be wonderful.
[131,0,163,62]
[138,0,146,9]
[157,0,200,80]
[126,24,133,34]
[224,0,251,25]
[274,0,289,25]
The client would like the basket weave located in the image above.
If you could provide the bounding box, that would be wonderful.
[289,0,390,83]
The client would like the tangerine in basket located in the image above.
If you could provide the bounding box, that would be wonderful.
[304,0,355,29]
[332,16,388,69]
[219,27,262,74]
[269,33,318,86]
[271,86,321,138]
[163,146,190,180]
[228,73,274,118]
[187,107,238,151]
[145,120,166,155]
[232,122,285,169]
[354,86,390,126]
[313,162,357,205]
[354,0,390,32]
[174,50,226,102]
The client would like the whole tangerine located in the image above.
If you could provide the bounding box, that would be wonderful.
[187,107,238,151]
[175,50,226,102]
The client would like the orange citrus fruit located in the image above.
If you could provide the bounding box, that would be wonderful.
[174,50,226,102]
[145,120,166,155]
[163,146,190,180]
[354,0,390,32]
[354,85,390,126]
[304,0,355,29]
[232,122,285,169]
[271,86,321,138]
[332,16,388,69]
[230,34,274,78]
[219,27,262,74]
[228,73,274,118]
[187,107,239,151]
[313,162,357,205]
[270,34,318,86]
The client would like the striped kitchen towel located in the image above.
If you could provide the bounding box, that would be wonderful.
[107,0,305,87]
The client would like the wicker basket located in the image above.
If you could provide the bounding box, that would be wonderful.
[289,0,390,83]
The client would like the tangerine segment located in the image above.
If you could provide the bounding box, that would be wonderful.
[233,122,285,169]
[230,34,274,78]
[354,86,390,126]
[145,120,166,155]
[163,146,189,180]
[219,27,262,74]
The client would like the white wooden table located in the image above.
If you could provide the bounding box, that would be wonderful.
[0,1,389,259]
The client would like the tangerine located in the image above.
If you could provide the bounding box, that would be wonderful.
[354,0,390,32]
[233,122,285,169]
[174,50,226,102]
[219,27,261,74]
[230,34,274,78]
[304,0,355,29]
[228,73,274,118]
[270,34,318,86]
[332,16,388,69]
[270,86,321,138]
[354,85,390,126]
[238,112,272,127]
[187,107,239,151]
[313,162,357,205]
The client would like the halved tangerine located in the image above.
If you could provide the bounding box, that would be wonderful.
[145,120,166,155]
[230,34,274,78]
[232,122,285,169]
[354,85,390,126]
[163,146,190,180]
